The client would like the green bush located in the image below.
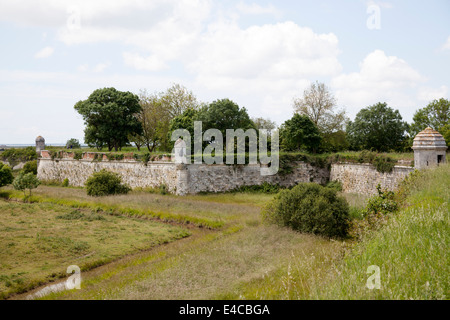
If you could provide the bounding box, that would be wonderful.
[85,169,131,196]
[262,183,350,238]
[0,163,14,187]
[22,160,38,175]
[62,178,69,187]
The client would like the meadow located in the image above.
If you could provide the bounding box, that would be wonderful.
[0,162,447,300]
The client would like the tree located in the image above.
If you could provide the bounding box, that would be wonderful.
[251,117,276,136]
[168,107,200,151]
[347,102,408,152]
[74,87,143,151]
[22,160,38,175]
[197,98,255,137]
[160,83,201,118]
[293,81,348,134]
[279,114,321,153]
[409,98,450,146]
[0,163,13,187]
[66,138,81,149]
[13,171,40,200]
[132,90,172,152]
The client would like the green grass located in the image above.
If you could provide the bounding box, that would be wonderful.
[0,200,190,299]
[219,164,449,300]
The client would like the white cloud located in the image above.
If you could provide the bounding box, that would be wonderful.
[123,52,168,72]
[441,36,450,51]
[236,2,281,17]
[34,46,54,59]
[417,85,448,102]
[330,50,440,122]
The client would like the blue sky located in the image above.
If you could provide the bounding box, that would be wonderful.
[0,0,449,144]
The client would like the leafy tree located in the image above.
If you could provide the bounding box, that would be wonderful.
[197,98,255,137]
[66,138,81,149]
[22,160,38,175]
[0,163,13,187]
[293,81,348,134]
[74,87,143,151]
[160,83,201,118]
[279,114,321,153]
[251,117,276,132]
[168,107,200,151]
[13,171,40,200]
[409,98,450,146]
[347,102,408,152]
[131,90,170,152]
[85,169,131,196]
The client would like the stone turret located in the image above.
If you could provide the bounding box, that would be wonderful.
[36,136,45,153]
[411,127,447,169]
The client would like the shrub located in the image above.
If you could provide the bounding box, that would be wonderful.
[0,163,14,187]
[22,160,38,175]
[12,172,41,200]
[62,178,69,187]
[159,184,168,195]
[262,183,350,238]
[85,169,131,196]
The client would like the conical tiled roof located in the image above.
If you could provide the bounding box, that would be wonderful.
[412,127,447,150]
[35,135,45,142]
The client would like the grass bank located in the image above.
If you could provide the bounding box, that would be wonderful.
[222,164,449,299]
[0,200,190,299]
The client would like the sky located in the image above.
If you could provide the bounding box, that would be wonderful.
[0,0,449,144]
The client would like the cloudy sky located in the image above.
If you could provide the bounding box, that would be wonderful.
[1,0,449,144]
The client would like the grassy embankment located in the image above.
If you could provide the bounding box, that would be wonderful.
[1,183,367,300]
[219,164,449,299]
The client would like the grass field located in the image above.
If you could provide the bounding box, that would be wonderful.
[2,185,366,300]
[0,200,190,299]
[2,164,447,300]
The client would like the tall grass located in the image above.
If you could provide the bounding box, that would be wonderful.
[315,164,449,299]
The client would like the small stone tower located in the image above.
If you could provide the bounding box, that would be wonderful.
[36,136,45,153]
[412,127,447,169]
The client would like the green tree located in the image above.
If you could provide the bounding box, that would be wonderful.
[279,114,321,153]
[66,138,81,149]
[168,107,200,151]
[409,98,450,146]
[160,83,201,118]
[22,160,38,175]
[197,98,255,137]
[0,163,14,187]
[13,172,40,200]
[74,87,143,151]
[347,102,408,152]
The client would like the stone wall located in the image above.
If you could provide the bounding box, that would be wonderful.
[37,151,415,196]
[183,161,330,194]
[37,151,330,195]
[38,158,181,193]
[330,163,414,196]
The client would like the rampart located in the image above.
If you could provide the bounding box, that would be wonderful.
[37,151,415,196]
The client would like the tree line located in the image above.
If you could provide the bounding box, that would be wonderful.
[73,82,450,154]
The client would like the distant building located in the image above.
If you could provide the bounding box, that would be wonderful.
[36,136,45,153]
[412,127,447,169]
[0,145,6,151]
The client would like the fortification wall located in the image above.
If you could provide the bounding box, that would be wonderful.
[330,163,414,195]
[37,159,180,193]
[37,151,415,196]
